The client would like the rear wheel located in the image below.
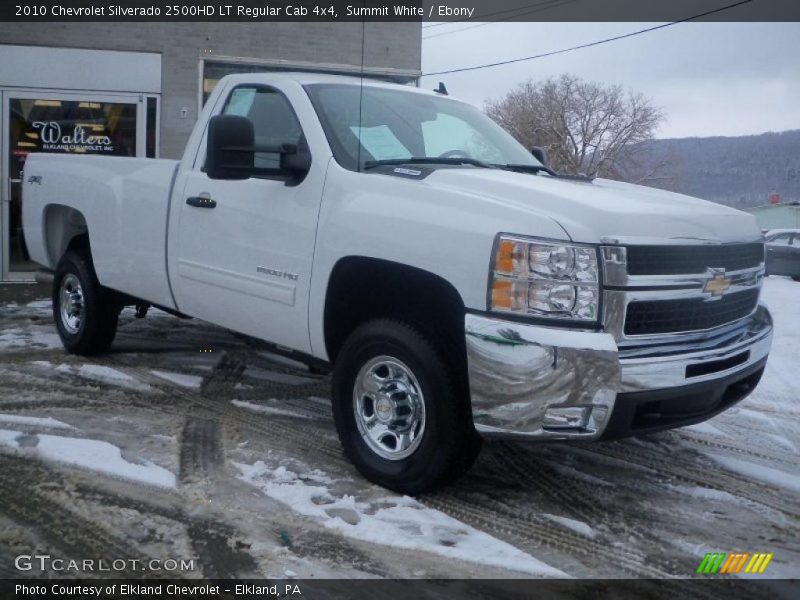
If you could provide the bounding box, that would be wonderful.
[331,319,481,494]
[792,276,800,282]
[53,250,119,355]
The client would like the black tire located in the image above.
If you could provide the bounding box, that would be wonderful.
[331,319,481,494]
[792,276,800,282]
[52,250,119,355]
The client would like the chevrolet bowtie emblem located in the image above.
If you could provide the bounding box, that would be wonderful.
[703,269,732,298]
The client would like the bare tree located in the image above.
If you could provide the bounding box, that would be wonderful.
[486,74,666,180]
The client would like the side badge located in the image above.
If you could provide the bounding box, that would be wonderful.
[257,266,299,281]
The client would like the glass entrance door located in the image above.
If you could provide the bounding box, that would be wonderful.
[1,91,145,280]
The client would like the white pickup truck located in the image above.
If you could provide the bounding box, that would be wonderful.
[23,73,773,493]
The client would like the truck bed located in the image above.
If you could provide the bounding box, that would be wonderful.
[22,154,180,309]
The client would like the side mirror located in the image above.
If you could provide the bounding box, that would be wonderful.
[280,140,312,178]
[531,146,548,167]
[206,114,311,182]
[206,114,255,180]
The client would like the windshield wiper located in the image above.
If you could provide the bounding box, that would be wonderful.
[363,157,495,170]
[494,163,559,177]
[495,163,594,181]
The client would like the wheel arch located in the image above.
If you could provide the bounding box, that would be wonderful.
[43,203,90,267]
[323,256,467,368]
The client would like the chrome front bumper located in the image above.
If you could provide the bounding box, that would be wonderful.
[465,304,773,440]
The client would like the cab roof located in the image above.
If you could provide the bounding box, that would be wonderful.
[216,71,447,99]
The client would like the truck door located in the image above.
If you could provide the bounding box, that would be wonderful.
[173,85,322,353]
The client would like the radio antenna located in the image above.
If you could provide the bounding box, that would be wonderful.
[356,4,366,173]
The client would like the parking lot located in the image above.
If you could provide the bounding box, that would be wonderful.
[0,278,798,584]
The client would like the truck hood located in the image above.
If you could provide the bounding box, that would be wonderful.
[426,168,762,244]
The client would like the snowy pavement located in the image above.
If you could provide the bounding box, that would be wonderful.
[0,278,798,582]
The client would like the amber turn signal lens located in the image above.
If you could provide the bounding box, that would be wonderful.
[495,239,526,275]
[491,279,528,311]
[495,240,514,274]
[491,279,513,309]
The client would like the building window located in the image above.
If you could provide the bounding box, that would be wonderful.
[9,98,137,178]
[203,62,277,105]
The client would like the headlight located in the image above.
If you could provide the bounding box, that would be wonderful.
[490,235,600,323]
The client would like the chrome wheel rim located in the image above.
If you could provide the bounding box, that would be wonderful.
[353,355,426,461]
[59,273,85,335]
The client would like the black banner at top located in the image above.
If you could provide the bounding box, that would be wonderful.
[2,0,800,22]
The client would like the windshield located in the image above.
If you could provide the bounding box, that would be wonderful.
[304,83,541,172]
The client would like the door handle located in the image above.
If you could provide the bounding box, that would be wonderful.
[186,196,216,209]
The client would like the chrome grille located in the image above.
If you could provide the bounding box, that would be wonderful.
[626,243,764,275]
[602,241,765,341]
[624,289,760,335]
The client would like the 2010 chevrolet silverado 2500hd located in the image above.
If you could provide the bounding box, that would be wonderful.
[22,73,773,493]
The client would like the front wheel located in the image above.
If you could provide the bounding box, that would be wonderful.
[331,319,481,494]
[53,250,119,355]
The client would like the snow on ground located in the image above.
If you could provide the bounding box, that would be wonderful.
[685,422,729,437]
[0,330,26,348]
[541,514,596,539]
[231,399,311,419]
[0,414,75,430]
[243,367,318,386]
[0,281,798,578]
[150,370,203,389]
[44,363,153,391]
[235,460,567,577]
[0,327,62,351]
[746,276,800,412]
[767,433,797,452]
[257,351,310,371]
[0,429,21,446]
[77,365,151,391]
[0,429,176,488]
[24,300,52,310]
[707,454,800,493]
[668,485,740,503]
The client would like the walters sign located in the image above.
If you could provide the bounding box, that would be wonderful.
[32,121,114,153]
[9,98,137,181]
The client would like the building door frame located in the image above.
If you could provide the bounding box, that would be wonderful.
[1,88,147,282]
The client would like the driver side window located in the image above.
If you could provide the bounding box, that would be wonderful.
[222,87,304,170]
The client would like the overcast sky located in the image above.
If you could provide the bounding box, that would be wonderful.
[419,22,800,139]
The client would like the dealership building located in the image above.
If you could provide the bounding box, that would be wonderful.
[0,22,421,281]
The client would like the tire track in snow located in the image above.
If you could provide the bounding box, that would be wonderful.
[677,429,798,467]
[179,418,225,483]
[98,355,345,462]
[0,454,155,577]
[425,444,693,579]
[585,440,800,517]
[73,479,261,578]
[490,443,700,576]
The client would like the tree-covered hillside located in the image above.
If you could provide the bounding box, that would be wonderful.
[623,130,800,209]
